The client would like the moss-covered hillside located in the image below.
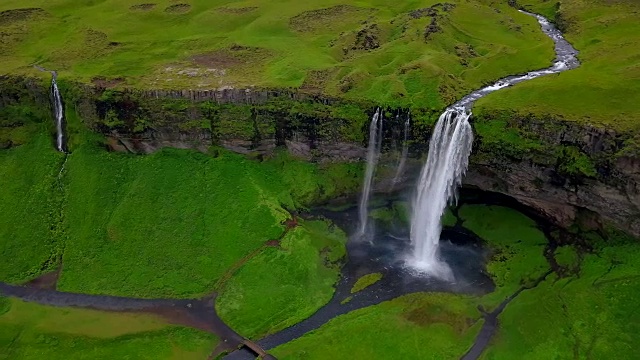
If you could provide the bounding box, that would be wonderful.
[0,0,554,109]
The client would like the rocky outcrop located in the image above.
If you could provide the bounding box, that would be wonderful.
[465,160,640,236]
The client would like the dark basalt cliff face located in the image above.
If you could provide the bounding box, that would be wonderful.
[467,113,640,237]
[2,76,638,237]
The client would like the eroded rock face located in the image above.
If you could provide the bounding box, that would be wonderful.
[465,161,640,236]
[95,93,639,236]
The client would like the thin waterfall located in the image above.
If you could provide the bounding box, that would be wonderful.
[51,75,65,153]
[391,114,410,187]
[409,109,473,279]
[357,108,382,237]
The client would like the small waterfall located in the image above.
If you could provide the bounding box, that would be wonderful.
[51,75,65,153]
[391,114,410,187]
[357,108,382,237]
[409,109,473,279]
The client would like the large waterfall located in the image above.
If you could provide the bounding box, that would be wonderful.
[408,10,578,278]
[409,109,473,278]
[357,108,382,237]
[51,76,65,153]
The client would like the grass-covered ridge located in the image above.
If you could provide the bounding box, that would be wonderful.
[0,0,554,108]
[0,101,361,300]
[483,231,640,359]
[58,135,358,298]
[476,0,640,129]
[0,128,65,283]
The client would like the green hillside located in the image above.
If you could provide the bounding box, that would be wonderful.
[0,0,553,108]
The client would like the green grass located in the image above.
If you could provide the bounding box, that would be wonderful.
[216,219,346,339]
[58,141,357,298]
[270,204,554,359]
[351,272,383,293]
[0,0,554,108]
[477,0,640,130]
[59,142,288,298]
[0,299,217,360]
[272,292,483,360]
[482,238,640,359]
[0,127,65,283]
[49,103,357,299]
[457,205,550,306]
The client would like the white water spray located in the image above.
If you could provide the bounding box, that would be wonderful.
[391,114,410,187]
[357,108,382,237]
[409,109,473,279]
[51,77,65,153]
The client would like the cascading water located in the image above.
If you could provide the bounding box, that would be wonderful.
[408,10,578,278]
[357,108,382,237]
[391,114,410,187]
[409,109,472,279]
[51,75,65,153]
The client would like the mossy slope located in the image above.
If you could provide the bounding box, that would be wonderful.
[216,220,347,339]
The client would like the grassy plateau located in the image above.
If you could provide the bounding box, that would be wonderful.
[0,0,554,108]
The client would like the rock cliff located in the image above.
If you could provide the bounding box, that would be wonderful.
[1,76,638,237]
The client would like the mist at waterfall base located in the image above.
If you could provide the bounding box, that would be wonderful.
[409,109,472,279]
[350,107,475,282]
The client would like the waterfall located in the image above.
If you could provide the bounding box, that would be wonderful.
[51,76,65,153]
[406,11,578,279]
[391,114,410,187]
[409,109,473,279]
[357,108,382,237]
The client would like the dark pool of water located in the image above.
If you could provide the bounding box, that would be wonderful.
[225,200,494,359]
